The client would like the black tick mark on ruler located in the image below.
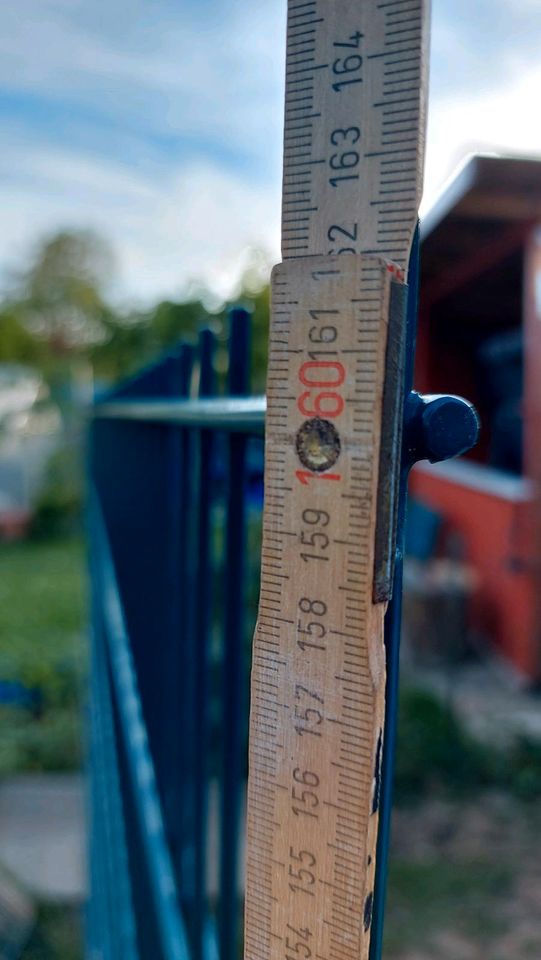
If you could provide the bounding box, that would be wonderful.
[363,891,374,932]
[372,729,383,814]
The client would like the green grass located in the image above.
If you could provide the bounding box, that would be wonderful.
[384,857,511,954]
[0,537,86,774]
[394,687,541,803]
[22,905,82,960]
[0,537,85,956]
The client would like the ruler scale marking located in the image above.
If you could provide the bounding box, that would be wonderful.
[245,3,428,960]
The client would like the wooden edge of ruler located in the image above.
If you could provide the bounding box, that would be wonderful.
[244,253,407,960]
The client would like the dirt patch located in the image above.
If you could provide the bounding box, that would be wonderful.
[384,793,541,959]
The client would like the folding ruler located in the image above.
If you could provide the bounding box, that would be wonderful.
[244,3,477,960]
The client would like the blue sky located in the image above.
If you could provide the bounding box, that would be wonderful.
[1,0,540,304]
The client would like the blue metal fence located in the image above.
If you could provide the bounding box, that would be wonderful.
[88,308,264,960]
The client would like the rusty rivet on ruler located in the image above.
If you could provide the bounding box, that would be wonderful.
[296,418,340,473]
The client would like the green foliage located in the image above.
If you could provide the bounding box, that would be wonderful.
[22,904,82,960]
[89,311,151,381]
[14,229,113,351]
[0,708,83,774]
[395,686,541,803]
[0,309,46,366]
[31,445,83,540]
[0,537,85,699]
[90,299,212,381]
[1,228,272,393]
[394,688,493,800]
[91,287,270,388]
[149,298,204,347]
[505,735,541,801]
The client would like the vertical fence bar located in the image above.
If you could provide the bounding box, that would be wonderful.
[192,328,216,960]
[92,491,190,960]
[87,601,114,960]
[219,308,251,960]
[87,452,139,960]
[91,350,193,957]
[163,345,195,892]
[88,591,138,960]
[89,324,267,959]
[369,227,421,960]
[180,391,200,929]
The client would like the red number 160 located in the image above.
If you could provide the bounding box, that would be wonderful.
[297,361,345,418]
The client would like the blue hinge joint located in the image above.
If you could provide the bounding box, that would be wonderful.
[404,391,480,468]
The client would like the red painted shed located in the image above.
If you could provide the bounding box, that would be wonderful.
[411,155,541,682]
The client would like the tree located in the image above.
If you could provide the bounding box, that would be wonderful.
[1,229,272,393]
[90,300,213,382]
[149,299,206,349]
[14,229,114,352]
[90,311,152,382]
[0,308,45,367]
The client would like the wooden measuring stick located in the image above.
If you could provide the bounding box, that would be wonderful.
[245,3,429,960]
[281,0,429,270]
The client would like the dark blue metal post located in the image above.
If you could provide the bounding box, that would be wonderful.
[192,328,216,960]
[164,344,195,895]
[219,308,251,960]
[91,492,190,960]
[369,229,479,959]
[88,548,138,960]
[369,228,422,960]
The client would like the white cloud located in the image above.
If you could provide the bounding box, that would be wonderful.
[112,161,281,304]
[0,141,281,304]
[423,61,541,210]
[0,0,285,302]
[1,0,541,303]
[0,0,285,159]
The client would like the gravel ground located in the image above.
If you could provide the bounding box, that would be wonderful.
[385,792,541,959]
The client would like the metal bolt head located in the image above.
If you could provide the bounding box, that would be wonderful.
[420,394,480,463]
